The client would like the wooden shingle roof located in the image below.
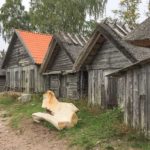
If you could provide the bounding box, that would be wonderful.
[107,57,150,77]
[73,21,150,71]
[2,30,53,68]
[40,32,88,73]
[125,17,150,41]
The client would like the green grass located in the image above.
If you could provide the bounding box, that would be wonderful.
[0,94,44,128]
[0,95,150,150]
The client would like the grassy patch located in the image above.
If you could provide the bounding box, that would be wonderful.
[0,94,44,128]
[59,101,123,149]
[0,96,150,150]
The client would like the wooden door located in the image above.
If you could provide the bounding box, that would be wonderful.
[21,70,25,92]
[60,75,66,98]
[6,72,10,89]
[15,71,19,90]
[29,69,35,93]
[107,76,118,107]
[50,75,60,97]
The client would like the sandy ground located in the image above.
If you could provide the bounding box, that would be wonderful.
[0,112,72,150]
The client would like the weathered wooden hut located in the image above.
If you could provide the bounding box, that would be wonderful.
[73,20,150,107]
[2,30,53,93]
[40,32,88,99]
[0,52,6,91]
[108,58,150,137]
[125,17,150,47]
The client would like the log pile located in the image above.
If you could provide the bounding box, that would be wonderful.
[32,90,79,130]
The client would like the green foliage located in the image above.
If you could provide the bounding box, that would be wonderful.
[29,0,107,35]
[0,96,16,108]
[147,0,150,17]
[59,106,123,149]
[113,0,141,28]
[0,94,43,128]
[0,0,107,41]
[0,0,31,41]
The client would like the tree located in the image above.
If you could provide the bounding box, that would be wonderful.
[0,0,31,41]
[113,0,141,28]
[146,0,150,16]
[29,0,107,35]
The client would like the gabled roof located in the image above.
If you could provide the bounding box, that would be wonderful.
[107,57,150,77]
[16,30,53,64]
[73,21,150,71]
[3,29,53,67]
[125,17,150,41]
[40,32,88,73]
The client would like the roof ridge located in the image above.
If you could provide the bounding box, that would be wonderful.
[15,29,52,37]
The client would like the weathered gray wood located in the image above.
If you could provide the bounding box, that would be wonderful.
[87,70,117,108]
[113,63,150,137]
[91,41,131,69]
[139,67,147,132]
[132,69,139,128]
[47,47,73,72]
[6,65,45,93]
[5,38,32,67]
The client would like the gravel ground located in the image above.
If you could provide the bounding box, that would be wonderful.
[0,113,72,150]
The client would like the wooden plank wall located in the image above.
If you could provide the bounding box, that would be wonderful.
[6,65,45,93]
[0,76,6,92]
[91,41,131,69]
[47,47,73,72]
[49,73,80,99]
[66,73,80,99]
[6,37,33,67]
[88,69,118,108]
[116,65,150,137]
[88,70,105,107]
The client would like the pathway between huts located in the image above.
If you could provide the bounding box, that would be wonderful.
[0,111,70,150]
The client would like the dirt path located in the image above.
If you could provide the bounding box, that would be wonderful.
[0,112,71,150]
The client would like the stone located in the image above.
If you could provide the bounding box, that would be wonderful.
[18,94,32,103]
[0,111,9,118]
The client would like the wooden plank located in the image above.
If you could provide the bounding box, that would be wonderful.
[97,70,102,106]
[88,70,92,105]
[132,69,139,128]
[91,70,95,105]
[124,71,133,126]
[146,65,150,136]
[139,67,147,132]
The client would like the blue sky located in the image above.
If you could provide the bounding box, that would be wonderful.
[0,0,149,50]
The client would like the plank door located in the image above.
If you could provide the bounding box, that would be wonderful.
[49,75,60,97]
[15,71,19,90]
[59,75,66,98]
[7,72,10,89]
[21,70,26,92]
[107,76,118,107]
[29,69,35,93]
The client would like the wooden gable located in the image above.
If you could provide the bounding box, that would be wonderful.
[3,34,33,68]
[91,40,132,69]
[45,43,73,72]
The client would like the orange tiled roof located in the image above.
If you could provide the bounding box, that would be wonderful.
[16,29,53,64]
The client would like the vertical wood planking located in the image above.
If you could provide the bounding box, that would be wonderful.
[133,69,139,128]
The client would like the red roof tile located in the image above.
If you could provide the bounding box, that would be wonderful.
[16,29,53,64]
